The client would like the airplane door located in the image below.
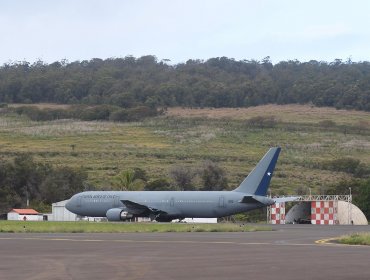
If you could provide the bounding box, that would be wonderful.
[170,197,174,207]
[218,196,225,208]
[113,196,120,207]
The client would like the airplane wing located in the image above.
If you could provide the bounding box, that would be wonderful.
[121,200,167,215]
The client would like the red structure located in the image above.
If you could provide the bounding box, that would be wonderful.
[310,201,337,225]
[270,202,285,224]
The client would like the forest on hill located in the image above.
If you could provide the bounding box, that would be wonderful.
[1,56,370,111]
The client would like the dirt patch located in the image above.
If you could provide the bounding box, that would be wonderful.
[166,105,370,124]
[9,103,72,109]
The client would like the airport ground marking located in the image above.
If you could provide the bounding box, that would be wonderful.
[2,235,370,248]
[315,237,370,247]
[0,236,349,247]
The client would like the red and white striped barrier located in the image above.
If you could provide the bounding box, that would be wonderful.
[270,202,285,224]
[311,201,337,225]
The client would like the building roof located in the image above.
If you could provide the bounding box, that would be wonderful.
[10,209,39,215]
[52,200,69,207]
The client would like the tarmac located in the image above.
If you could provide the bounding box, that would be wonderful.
[0,225,370,280]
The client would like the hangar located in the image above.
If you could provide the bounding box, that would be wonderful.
[50,200,78,221]
[7,209,43,221]
[268,195,368,225]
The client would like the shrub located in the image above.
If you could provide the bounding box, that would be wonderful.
[245,116,277,128]
[318,119,336,128]
[321,157,370,178]
[78,105,120,121]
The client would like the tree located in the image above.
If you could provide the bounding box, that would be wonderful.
[1,57,370,111]
[144,178,174,191]
[199,161,228,191]
[169,165,195,190]
[39,167,87,204]
[353,179,370,219]
[0,154,87,213]
[112,170,144,191]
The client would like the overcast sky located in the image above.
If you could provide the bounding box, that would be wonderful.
[1,0,369,65]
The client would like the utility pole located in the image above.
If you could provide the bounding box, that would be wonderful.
[25,185,29,207]
[349,187,352,225]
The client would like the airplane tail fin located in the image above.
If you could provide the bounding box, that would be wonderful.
[233,147,281,196]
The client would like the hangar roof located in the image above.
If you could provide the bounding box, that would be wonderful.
[9,209,39,215]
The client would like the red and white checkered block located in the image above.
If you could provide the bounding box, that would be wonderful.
[311,201,337,225]
[270,202,285,224]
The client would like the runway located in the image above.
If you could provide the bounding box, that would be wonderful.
[0,225,369,280]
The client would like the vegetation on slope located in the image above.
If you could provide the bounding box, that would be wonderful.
[0,105,369,219]
[1,56,370,111]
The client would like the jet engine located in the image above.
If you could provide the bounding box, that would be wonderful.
[106,208,134,221]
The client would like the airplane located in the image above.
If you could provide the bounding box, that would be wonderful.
[65,147,294,222]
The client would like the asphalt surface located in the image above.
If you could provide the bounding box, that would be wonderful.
[0,225,370,280]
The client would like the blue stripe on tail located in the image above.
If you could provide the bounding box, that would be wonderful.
[254,147,280,195]
[233,147,281,195]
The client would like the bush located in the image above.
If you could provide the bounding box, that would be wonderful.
[109,106,160,122]
[12,104,160,122]
[245,116,278,128]
[318,119,336,128]
[14,106,69,121]
[125,106,159,121]
[109,109,129,122]
[78,105,120,121]
[321,157,369,177]
[144,178,174,191]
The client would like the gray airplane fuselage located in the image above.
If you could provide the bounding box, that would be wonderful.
[66,147,282,222]
[67,190,262,219]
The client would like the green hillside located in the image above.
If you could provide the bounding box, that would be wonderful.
[1,104,369,196]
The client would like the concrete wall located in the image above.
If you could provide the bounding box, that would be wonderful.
[337,201,368,225]
[7,213,43,221]
[7,212,18,220]
[51,200,77,221]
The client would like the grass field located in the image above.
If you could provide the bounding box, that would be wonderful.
[1,104,369,194]
[0,221,271,233]
[338,232,370,246]
[167,105,370,125]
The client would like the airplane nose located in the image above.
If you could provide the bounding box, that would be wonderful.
[65,197,74,212]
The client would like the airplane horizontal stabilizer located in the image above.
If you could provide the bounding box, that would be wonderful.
[239,195,275,206]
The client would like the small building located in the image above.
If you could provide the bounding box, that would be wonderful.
[7,209,42,221]
[50,200,77,221]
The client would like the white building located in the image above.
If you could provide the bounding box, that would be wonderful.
[7,209,43,221]
[50,200,77,221]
